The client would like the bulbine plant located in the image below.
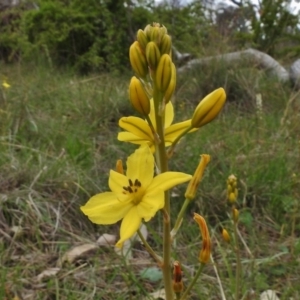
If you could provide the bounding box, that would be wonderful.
[80,23,226,299]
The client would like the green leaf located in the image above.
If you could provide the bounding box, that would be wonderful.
[139,267,163,282]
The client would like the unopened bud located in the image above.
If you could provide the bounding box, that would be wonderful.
[151,26,160,43]
[172,261,184,293]
[227,174,238,204]
[233,208,239,223]
[194,213,211,264]
[137,29,148,50]
[191,88,226,128]
[222,228,230,243]
[129,41,148,78]
[146,41,161,70]
[164,62,176,103]
[129,76,150,115]
[160,34,172,55]
[155,54,172,92]
[185,154,210,201]
[116,159,124,174]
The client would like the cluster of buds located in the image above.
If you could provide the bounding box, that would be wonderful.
[129,23,176,115]
[227,174,238,204]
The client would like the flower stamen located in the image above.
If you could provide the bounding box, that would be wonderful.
[123,179,142,194]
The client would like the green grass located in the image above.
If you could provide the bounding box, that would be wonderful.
[1,60,300,299]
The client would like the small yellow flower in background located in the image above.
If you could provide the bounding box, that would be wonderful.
[185,154,211,201]
[2,79,11,89]
[81,145,192,247]
[232,208,239,223]
[191,88,226,128]
[227,174,238,204]
[222,228,230,243]
[118,99,196,152]
[194,213,211,264]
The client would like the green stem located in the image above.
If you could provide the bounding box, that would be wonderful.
[145,115,161,145]
[180,263,205,300]
[137,229,162,265]
[233,219,241,300]
[171,198,190,239]
[153,83,173,300]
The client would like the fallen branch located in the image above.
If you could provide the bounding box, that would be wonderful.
[175,48,300,86]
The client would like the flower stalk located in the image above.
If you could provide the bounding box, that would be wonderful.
[81,22,227,300]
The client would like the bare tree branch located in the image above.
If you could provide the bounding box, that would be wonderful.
[176,48,299,84]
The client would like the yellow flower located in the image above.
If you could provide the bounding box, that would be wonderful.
[81,145,192,247]
[2,80,10,89]
[222,228,230,243]
[118,99,195,152]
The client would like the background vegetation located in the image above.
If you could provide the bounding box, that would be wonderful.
[0,0,300,299]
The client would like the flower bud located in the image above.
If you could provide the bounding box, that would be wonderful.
[191,88,226,128]
[172,261,184,293]
[116,159,124,174]
[164,62,176,103]
[2,79,10,89]
[129,76,150,115]
[233,208,239,223]
[227,174,238,204]
[155,54,172,93]
[146,41,161,70]
[222,228,230,243]
[144,24,152,40]
[160,34,172,55]
[185,154,210,201]
[194,213,211,264]
[137,29,148,51]
[151,26,160,43]
[129,41,148,78]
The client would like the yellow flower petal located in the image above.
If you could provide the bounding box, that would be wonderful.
[148,99,174,129]
[147,172,192,194]
[118,117,153,141]
[80,192,132,224]
[164,119,196,143]
[109,170,129,194]
[137,190,165,221]
[126,146,154,188]
[164,100,174,128]
[117,206,142,247]
[118,131,151,145]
